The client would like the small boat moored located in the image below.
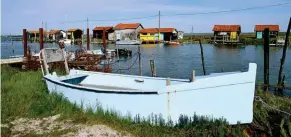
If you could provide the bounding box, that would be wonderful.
[41,48,257,125]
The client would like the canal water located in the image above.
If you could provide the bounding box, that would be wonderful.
[1,41,291,94]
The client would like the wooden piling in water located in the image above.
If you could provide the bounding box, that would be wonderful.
[87,28,90,50]
[23,29,27,57]
[199,39,206,75]
[277,17,291,94]
[150,60,156,77]
[263,28,270,91]
[39,28,44,50]
[138,46,142,76]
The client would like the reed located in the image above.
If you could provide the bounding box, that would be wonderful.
[1,65,291,136]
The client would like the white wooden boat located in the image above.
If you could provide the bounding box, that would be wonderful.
[116,40,142,45]
[41,48,257,125]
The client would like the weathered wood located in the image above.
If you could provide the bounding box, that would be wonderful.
[150,60,156,77]
[263,28,270,91]
[199,39,206,75]
[87,28,90,50]
[166,77,171,86]
[23,29,27,57]
[39,28,43,50]
[277,17,291,94]
[0,58,23,65]
[191,70,195,82]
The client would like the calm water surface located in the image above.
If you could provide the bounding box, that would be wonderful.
[1,41,291,93]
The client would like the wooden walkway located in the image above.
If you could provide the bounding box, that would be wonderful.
[0,58,23,65]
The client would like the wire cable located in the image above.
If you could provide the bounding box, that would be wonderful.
[161,2,291,17]
[61,2,290,24]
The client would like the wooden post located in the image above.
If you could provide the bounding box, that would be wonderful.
[199,39,206,75]
[263,28,270,91]
[87,28,90,50]
[62,49,70,74]
[39,28,44,50]
[103,28,106,54]
[277,17,291,94]
[23,29,27,57]
[138,46,142,76]
[41,49,49,75]
[191,70,195,82]
[150,60,156,77]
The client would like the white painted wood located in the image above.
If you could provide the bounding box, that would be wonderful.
[44,63,257,125]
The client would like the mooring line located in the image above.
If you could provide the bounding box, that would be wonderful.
[255,96,291,116]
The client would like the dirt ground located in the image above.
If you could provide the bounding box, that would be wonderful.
[1,114,131,137]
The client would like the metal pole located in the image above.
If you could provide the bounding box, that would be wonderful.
[23,29,27,57]
[199,39,206,75]
[87,28,90,50]
[158,11,160,43]
[39,28,44,50]
[263,28,270,91]
[138,46,142,76]
[277,17,291,94]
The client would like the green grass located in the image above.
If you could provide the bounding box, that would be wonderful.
[1,65,291,136]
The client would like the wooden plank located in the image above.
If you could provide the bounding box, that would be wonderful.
[0,58,23,65]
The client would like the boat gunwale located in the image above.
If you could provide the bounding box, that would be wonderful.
[71,70,191,82]
[44,76,159,95]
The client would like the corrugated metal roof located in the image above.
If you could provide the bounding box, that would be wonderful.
[93,26,113,31]
[212,25,241,32]
[114,23,142,30]
[254,25,279,31]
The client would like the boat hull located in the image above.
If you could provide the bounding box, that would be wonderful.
[44,63,257,125]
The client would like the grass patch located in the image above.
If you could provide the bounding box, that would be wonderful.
[1,65,291,136]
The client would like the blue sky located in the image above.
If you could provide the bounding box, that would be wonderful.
[1,0,291,35]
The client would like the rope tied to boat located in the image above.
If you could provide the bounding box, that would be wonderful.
[254,96,291,116]
[107,52,139,65]
[114,53,139,73]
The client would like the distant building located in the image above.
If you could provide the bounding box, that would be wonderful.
[28,30,47,41]
[159,28,178,41]
[178,31,184,40]
[92,26,114,40]
[212,25,241,43]
[139,28,160,42]
[114,23,143,40]
[67,28,83,40]
[254,25,279,39]
[48,30,66,40]
[139,28,178,42]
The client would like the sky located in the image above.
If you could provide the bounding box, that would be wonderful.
[1,0,291,35]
